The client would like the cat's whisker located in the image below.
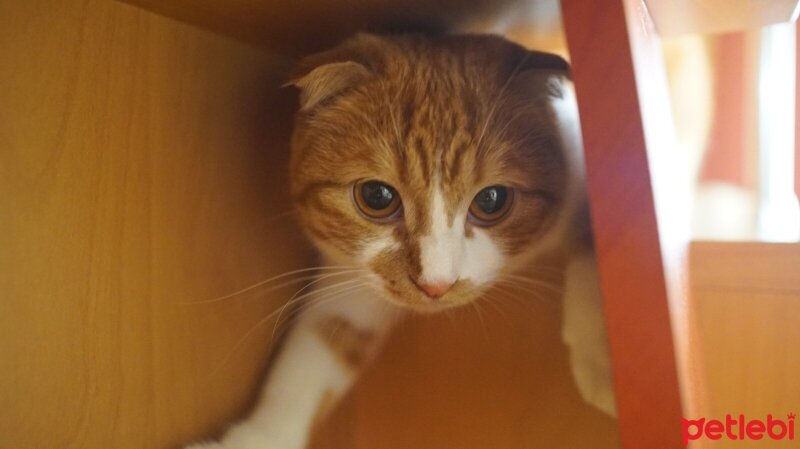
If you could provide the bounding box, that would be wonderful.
[498,274,563,295]
[314,286,379,346]
[510,264,564,276]
[498,292,557,312]
[469,300,490,341]
[485,283,526,304]
[486,287,536,312]
[270,277,371,338]
[500,264,564,281]
[272,277,368,337]
[483,291,541,321]
[290,283,372,322]
[210,280,372,379]
[492,280,560,309]
[500,283,563,301]
[502,280,560,302]
[383,83,407,161]
[476,293,515,328]
[489,106,540,149]
[183,265,361,305]
[180,272,359,306]
[269,282,373,344]
[276,280,372,328]
[495,279,557,298]
[281,270,369,310]
[474,52,532,155]
[497,276,561,294]
[384,301,404,329]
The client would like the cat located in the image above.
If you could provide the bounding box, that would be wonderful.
[186,32,614,449]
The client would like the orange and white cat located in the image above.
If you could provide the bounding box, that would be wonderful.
[187,32,613,449]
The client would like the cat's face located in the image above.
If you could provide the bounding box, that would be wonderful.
[289,34,575,312]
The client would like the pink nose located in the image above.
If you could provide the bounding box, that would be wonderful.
[416,281,454,299]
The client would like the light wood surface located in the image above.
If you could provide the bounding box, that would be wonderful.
[688,242,800,449]
[313,278,621,449]
[561,1,686,448]
[646,0,800,36]
[121,0,525,55]
[0,1,313,447]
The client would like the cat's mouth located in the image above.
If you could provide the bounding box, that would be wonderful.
[375,275,483,313]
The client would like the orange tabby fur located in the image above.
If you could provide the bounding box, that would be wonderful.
[289,33,574,310]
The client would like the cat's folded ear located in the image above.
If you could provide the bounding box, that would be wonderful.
[519,50,570,75]
[285,61,371,111]
[284,33,383,111]
[465,34,570,100]
[513,50,571,100]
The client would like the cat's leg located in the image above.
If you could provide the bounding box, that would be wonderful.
[561,250,617,417]
[187,289,396,449]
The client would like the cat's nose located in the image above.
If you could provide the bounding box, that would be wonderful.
[416,281,454,299]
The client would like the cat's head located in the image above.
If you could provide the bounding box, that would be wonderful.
[287,33,580,312]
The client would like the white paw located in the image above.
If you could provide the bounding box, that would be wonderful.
[562,252,617,417]
[567,334,617,417]
[183,420,308,449]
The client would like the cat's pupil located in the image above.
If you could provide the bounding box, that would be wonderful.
[361,181,395,210]
[475,186,507,214]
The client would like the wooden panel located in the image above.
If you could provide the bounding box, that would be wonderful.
[122,0,522,55]
[561,1,686,448]
[0,1,313,448]
[646,0,800,36]
[120,0,800,51]
[688,241,800,449]
[313,276,620,449]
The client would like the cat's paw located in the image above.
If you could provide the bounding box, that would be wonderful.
[562,252,617,417]
[183,421,308,449]
[566,332,617,417]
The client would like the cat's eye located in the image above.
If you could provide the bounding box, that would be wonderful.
[353,179,403,221]
[468,185,514,225]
